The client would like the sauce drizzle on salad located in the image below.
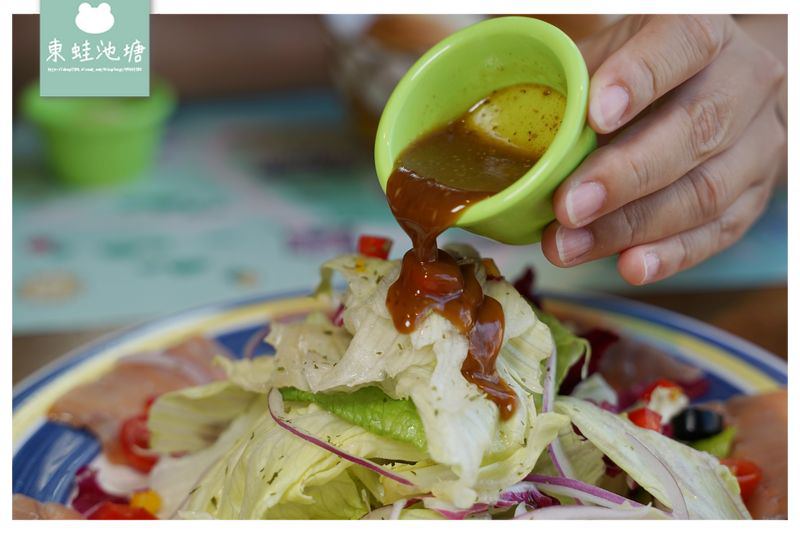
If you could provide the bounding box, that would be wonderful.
[384,83,559,419]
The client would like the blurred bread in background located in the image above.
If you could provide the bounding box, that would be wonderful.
[325,15,483,144]
[325,14,617,145]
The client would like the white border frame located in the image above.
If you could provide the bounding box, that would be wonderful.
[4,1,796,530]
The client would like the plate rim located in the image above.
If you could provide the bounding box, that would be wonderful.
[540,290,787,378]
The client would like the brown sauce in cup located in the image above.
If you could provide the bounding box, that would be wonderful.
[384,83,563,419]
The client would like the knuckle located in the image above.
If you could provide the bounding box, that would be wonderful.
[617,146,655,196]
[674,232,696,271]
[616,202,648,247]
[718,184,773,250]
[633,53,660,102]
[718,213,745,247]
[682,92,734,158]
[684,165,728,221]
[592,143,654,199]
[718,202,754,247]
[680,15,725,64]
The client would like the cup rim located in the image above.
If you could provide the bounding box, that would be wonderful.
[22,80,176,132]
[374,16,590,225]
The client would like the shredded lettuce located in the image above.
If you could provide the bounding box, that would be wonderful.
[144,249,598,518]
[268,252,557,504]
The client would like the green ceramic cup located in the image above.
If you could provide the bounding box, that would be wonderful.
[22,82,176,187]
[374,16,596,244]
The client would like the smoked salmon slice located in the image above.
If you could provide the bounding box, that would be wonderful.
[48,336,230,464]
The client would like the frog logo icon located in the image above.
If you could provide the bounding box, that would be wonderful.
[75,2,115,35]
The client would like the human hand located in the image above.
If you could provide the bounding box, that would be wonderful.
[541,15,786,284]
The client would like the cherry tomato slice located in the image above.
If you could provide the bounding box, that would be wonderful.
[357,235,393,259]
[143,395,159,413]
[88,501,157,520]
[640,378,682,402]
[721,458,762,501]
[119,414,158,473]
[627,407,663,432]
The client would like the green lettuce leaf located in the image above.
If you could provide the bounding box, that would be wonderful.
[537,311,590,387]
[280,386,427,449]
[555,396,750,519]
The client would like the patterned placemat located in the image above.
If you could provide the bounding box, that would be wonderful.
[12,90,788,332]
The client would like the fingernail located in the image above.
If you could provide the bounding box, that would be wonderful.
[592,85,629,131]
[565,181,606,225]
[642,252,661,283]
[556,226,593,264]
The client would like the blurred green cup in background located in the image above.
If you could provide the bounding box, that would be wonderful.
[22,81,176,187]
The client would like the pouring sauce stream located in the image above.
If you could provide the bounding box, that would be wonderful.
[384,83,562,419]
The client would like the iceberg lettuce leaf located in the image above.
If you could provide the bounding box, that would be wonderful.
[555,396,750,519]
[148,380,258,454]
[214,355,275,393]
[150,399,265,517]
[532,424,606,486]
[167,400,425,519]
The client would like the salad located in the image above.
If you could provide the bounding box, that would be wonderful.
[15,237,781,520]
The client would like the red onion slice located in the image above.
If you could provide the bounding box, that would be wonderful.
[497,482,558,509]
[267,389,416,487]
[542,347,577,480]
[423,500,489,520]
[524,474,643,509]
[625,432,688,519]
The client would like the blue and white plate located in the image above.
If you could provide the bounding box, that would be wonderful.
[12,291,787,505]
